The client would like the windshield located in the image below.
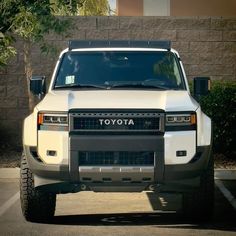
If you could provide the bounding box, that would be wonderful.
[54,51,186,90]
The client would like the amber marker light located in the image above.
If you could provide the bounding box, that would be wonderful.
[38,113,44,125]
[191,114,196,125]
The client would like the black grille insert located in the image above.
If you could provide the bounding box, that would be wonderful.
[73,117,159,130]
[78,151,154,166]
[71,112,162,132]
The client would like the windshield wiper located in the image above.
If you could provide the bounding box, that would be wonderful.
[55,82,169,90]
[108,82,167,90]
[55,83,107,89]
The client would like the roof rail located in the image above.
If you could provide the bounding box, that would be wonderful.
[68,40,171,50]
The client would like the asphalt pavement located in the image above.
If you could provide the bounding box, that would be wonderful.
[0,168,235,236]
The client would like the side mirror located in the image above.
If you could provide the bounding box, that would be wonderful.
[193,77,210,100]
[30,76,46,97]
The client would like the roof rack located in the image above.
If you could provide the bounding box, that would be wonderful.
[68,40,171,50]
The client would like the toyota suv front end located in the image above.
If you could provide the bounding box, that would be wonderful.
[21,40,213,222]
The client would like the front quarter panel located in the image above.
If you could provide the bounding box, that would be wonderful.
[196,107,212,146]
[23,109,38,147]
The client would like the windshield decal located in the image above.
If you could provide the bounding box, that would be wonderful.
[65,75,75,85]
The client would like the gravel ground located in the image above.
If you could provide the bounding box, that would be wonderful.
[214,153,236,169]
[0,146,235,169]
[0,149,21,168]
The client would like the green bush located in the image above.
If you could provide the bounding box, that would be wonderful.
[199,80,236,155]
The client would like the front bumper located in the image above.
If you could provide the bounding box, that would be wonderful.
[24,132,211,193]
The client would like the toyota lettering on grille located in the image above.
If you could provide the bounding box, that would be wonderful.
[99,119,135,126]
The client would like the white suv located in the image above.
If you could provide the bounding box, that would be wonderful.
[21,40,213,222]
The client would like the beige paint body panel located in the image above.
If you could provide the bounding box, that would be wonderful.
[23,111,38,147]
[36,90,198,112]
[196,107,212,146]
[38,131,69,164]
[164,131,196,164]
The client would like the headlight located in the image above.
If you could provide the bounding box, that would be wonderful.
[165,113,196,130]
[38,113,68,127]
[166,114,196,125]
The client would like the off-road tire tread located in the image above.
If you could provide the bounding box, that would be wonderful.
[20,153,56,222]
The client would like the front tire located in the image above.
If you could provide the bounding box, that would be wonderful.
[20,153,56,222]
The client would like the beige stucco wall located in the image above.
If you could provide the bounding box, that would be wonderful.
[117,0,143,16]
[116,0,236,16]
[171,0,236,16]
[143,0,170,16]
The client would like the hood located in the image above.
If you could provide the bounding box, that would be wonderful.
[36,90,199,112]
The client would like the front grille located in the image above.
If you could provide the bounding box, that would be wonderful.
[73,117,159,130]
[78,151,154,166]
[70,111,163,133]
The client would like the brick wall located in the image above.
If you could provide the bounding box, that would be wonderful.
[0,16,236,146]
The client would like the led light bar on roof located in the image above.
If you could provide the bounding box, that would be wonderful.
[68,40,171,50]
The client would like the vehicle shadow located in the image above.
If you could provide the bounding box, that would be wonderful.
[49,186,236,232]
[50,211,236,232]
